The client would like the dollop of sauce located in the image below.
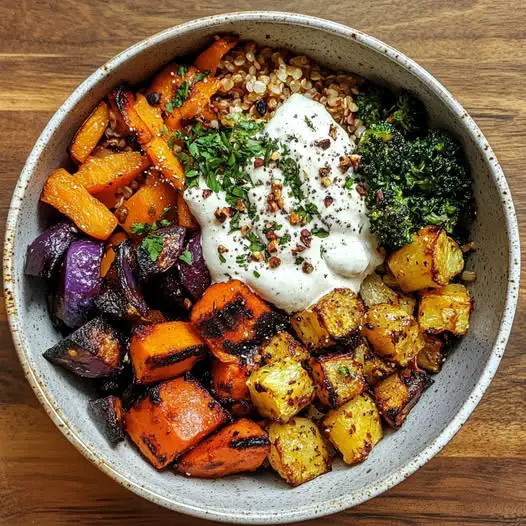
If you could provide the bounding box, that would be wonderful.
[185,94,384,313]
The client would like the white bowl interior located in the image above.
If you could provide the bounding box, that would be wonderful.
[5,14,520,524]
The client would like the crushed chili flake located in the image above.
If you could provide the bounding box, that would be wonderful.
[315,138,331,150]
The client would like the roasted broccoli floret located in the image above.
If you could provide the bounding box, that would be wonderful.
[355,84,392,127]
[408,196,460,234]
[387,91,426,137]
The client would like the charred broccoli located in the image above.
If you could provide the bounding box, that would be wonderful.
[387,91,426,137]
[355,84,392,127]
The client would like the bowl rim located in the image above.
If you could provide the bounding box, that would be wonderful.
[3,11,521,524]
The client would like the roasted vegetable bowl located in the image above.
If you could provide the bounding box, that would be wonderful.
[4,13,519,524]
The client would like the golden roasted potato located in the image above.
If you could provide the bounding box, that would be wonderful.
[352,338,396,386]
[267,417,332,486]
[291,289,364,350]
[260,331,310,366]
[359,273,399,308]
[309,353,366,408]
[386,226,464,292]
[247,359,315,423]
[361,304,425,366]
[374,369,433,428]
[323,393,383,465]
[398,292,417,316]
[418,283,472,335]
[302,403,327,426]
[417,334,445,373]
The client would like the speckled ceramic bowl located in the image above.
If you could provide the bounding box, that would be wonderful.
[3,12,520,524]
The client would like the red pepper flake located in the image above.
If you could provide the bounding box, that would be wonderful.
[315,138,331,150]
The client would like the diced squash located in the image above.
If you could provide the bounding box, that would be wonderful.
[387,226,464,293]
[323,393,383,465]
[211,360,251,401]
[101,231,128,278]
[134,93,165,137]
[247,359,314,423]
[41,168,117,240]
[177,419,270,478]
[145,63,197,110]
[177,192,199,229]
[130,321,206,384]
[70,101,109,164]
[359,273,399,308]
[120,172,178,235]
[361,304,424,366]
[291,289,365,350]
[144,137,185,190]
[309,353,366,409]
[88,395,125,444]
[418,283,472,335]
[110,86,153,144]
[195,36,238,75]
[259,331,310,366]
[75,151,150,194]
[352,338,395,387]
[125,374,229,469]
[374,369,433,428]
[191,280,286,366]
[267,417,331,487]
[417,334,445,373]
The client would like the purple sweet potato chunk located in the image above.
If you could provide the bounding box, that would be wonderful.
[54,239,104,329]
[43,316,124,378]
[88,395,125,444]
[25,221,78,278]
[177,232,210,301]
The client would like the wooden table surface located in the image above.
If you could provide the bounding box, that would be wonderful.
[1,1,525,524]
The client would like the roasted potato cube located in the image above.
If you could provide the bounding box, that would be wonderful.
[43,316,123,378]
[418,283,472,335]
[310,353,366,408]
[323,393,383,465]
[291,289,365,350]
[88,395,125,445]
[352,339,396,386]
[259,331,310,365]
[302,403,327,426]
[361,304,424,366]
[267,417,331,486]
[359,273,399,307]
[247,359,315,423]
[387,226,464,292]
[398,292,417,316]
[191,280,286,366]
[374,369,433,428]
[417,335,445,373]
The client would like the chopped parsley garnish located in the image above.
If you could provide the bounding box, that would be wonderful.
[246,231,266,253]
[179,250,193,265]
[337,365,351,377]
[166,80,191,112]
[295,202,320,224]
[278,232,291,245]
[131,216,172,236]
[130,222,150,235]
[253,270,261,278]
[344,176,355,191]
[294,255,305,265]
[304,116,315,130]
[279,146,304,201]
[311,228,330,238]
[236,253,250,270]
[219,253,226,264]
[141,234,164,262]
[195,69,211,83]
[177,64,189,77]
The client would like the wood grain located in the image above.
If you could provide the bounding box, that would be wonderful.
[1,1,525,524]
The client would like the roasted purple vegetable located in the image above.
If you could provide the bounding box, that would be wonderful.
[43,316,124,378]
[54,239,104,329]
[145,270,187,317]
[136,226,186,280]
[88,395,126,444]
[25,221,79,278]
[96,240,149,321]
[177,232,210,301]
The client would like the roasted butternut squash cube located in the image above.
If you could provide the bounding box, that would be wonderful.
[310,353,366,409]
[359,273,399,308]
[191,280,286,366]
[361,304,424,366]
[177,419,270,479]
[374,369,433,428]
[267,417,331,486]
[323,393,383,465]
[125,374,229,469]
[211,360,251,402]
[418,283,472,335]
[70,101,109,164]
[387,226,464,292]
[352,339,396,386]
[130,321,206,384]
[247,359,315,423]
[417,335,445,373]
[291,289,365,350]
[259,331,310,365]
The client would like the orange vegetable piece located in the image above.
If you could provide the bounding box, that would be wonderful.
[191,280,283,365]
[146,64,198,110]
[134,93,165,137]
[100,231,128,277]
[211,360,251,401]
[110,86,153,144]
[136,310,167,325]
[75,151,150,194]
[177,192,199,229]
[177,419,269,479]
[70,101,109,164]
[41,168,117,240]
[119,172,177,235]
[125,374,229,469]
[194,36,238,75]
[130,321,206,384]
[144,137,185,191]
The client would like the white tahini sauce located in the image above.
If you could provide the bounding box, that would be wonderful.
[184,93,384,313]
